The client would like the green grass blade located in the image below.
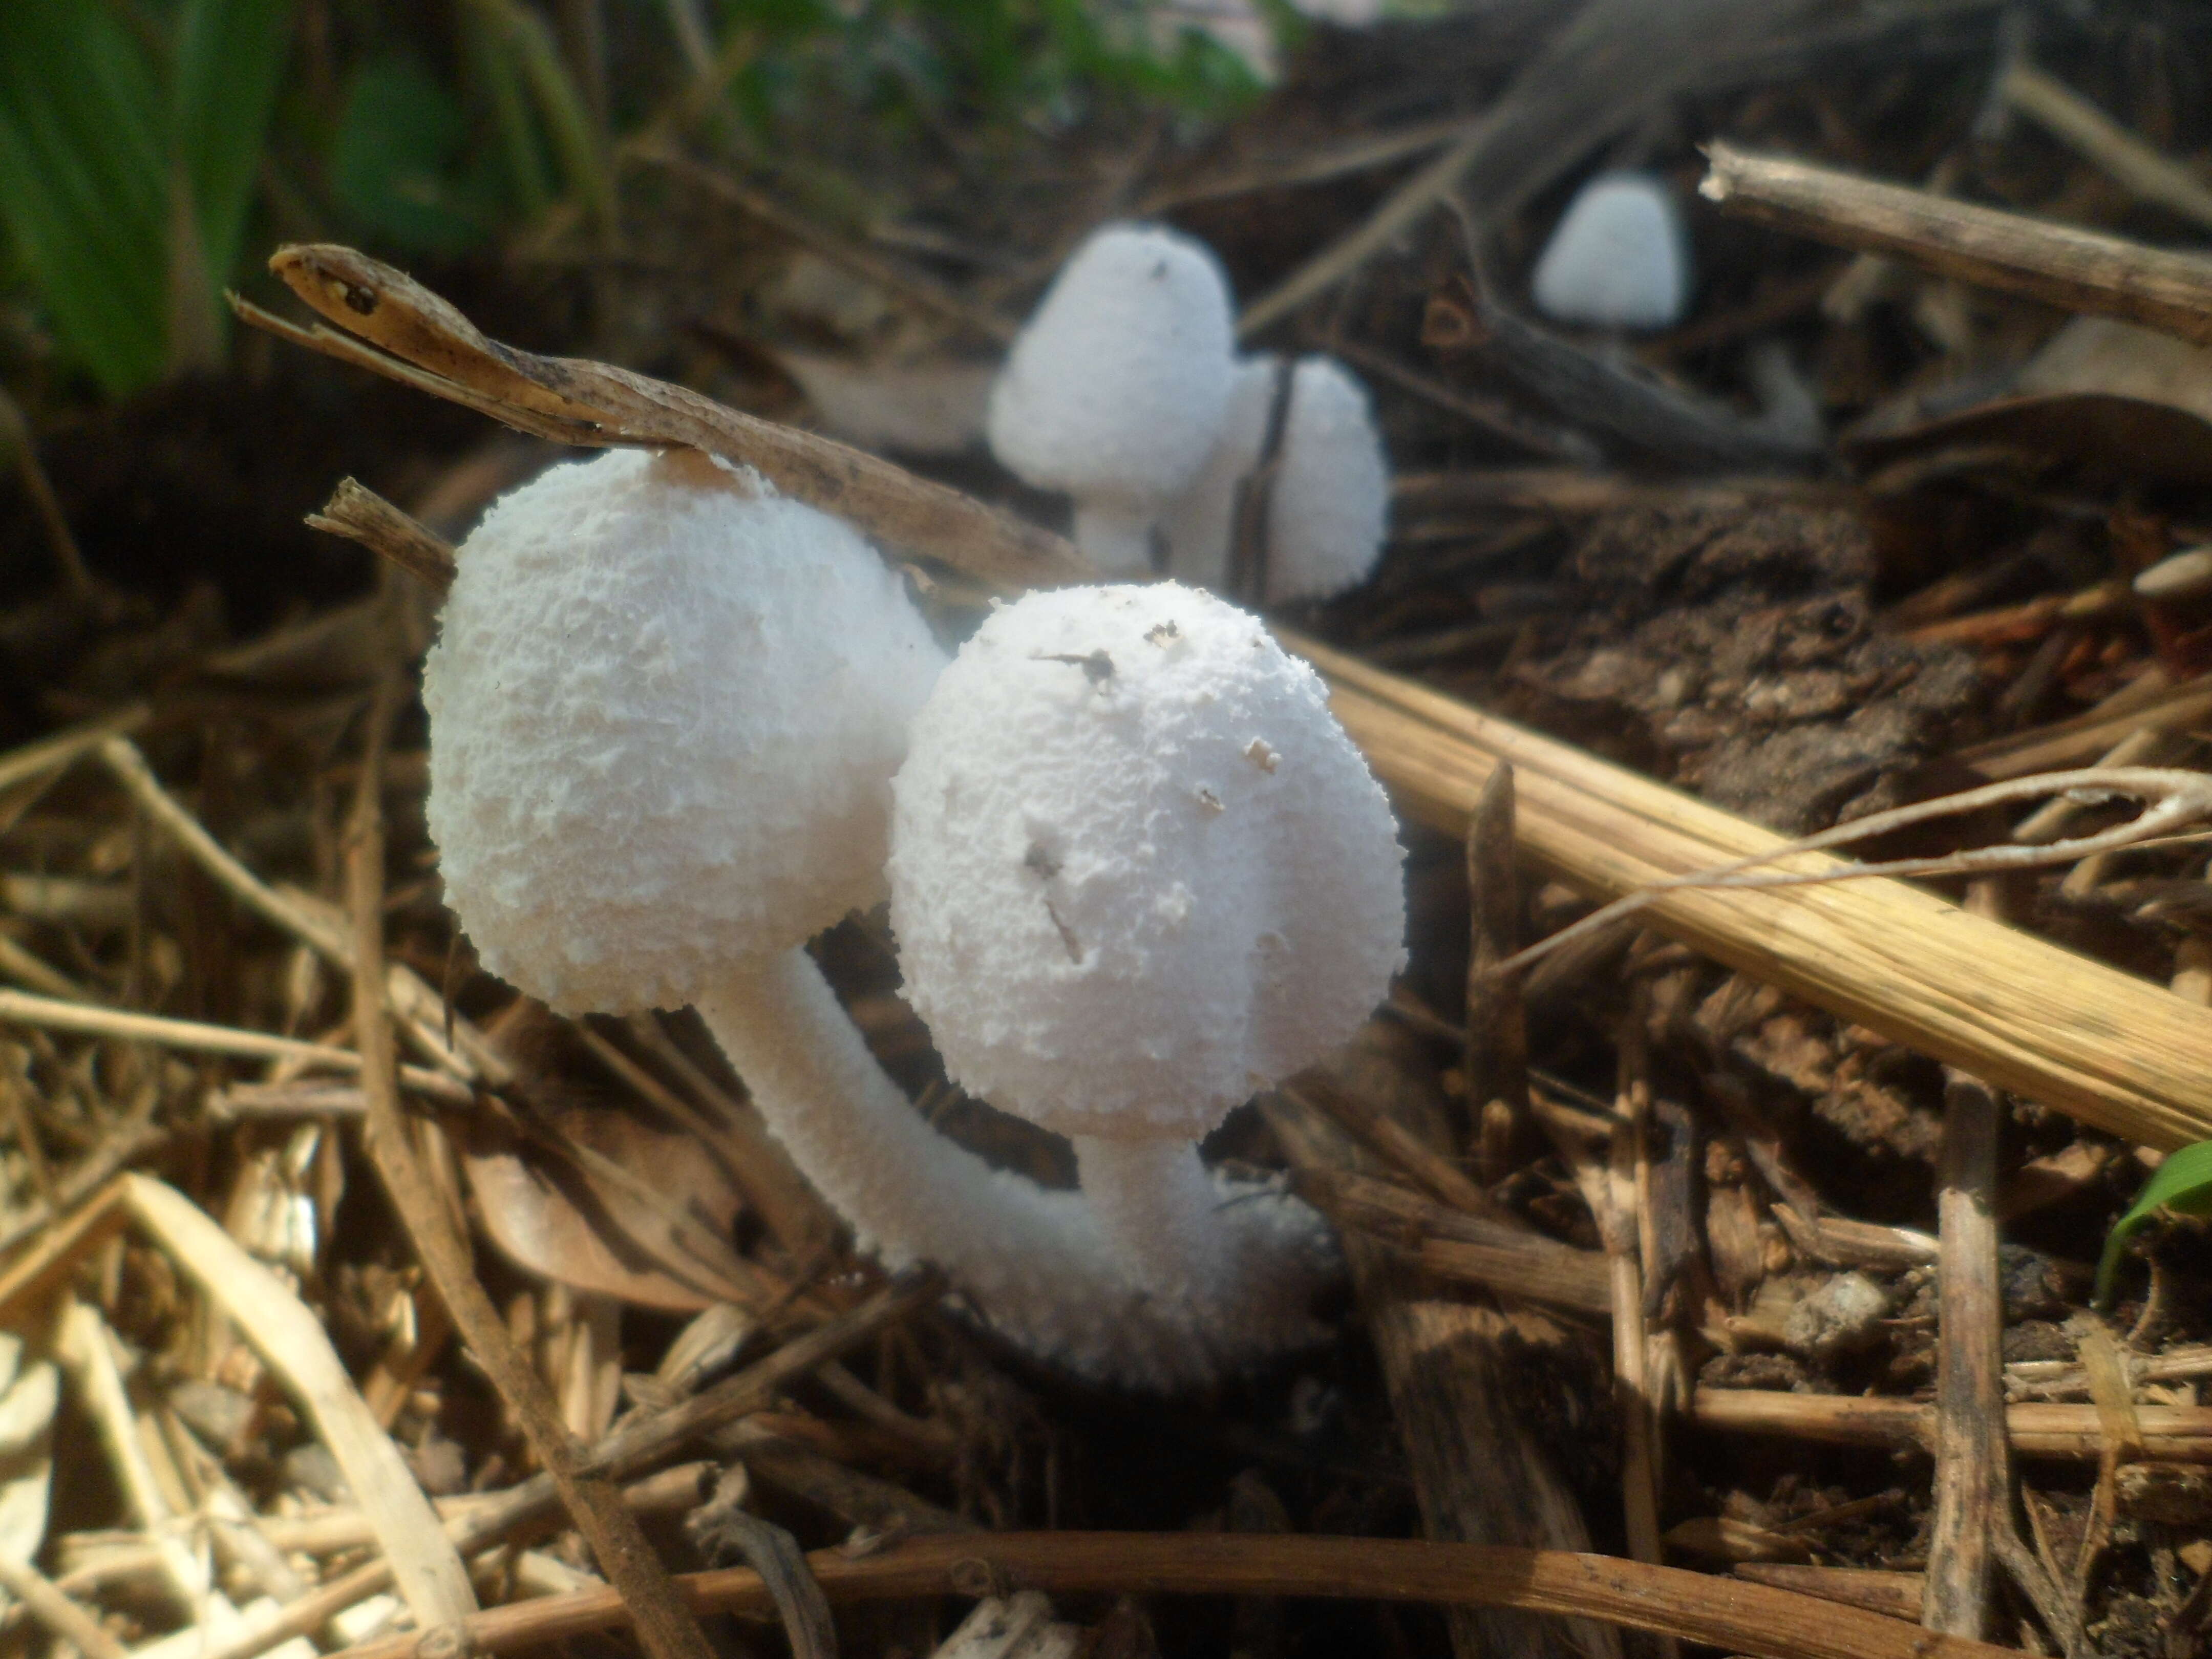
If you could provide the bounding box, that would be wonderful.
[173,0,294,312]
[0,0,170,394]
[2096,1139,2212,1305]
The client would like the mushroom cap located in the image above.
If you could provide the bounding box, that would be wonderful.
[889,582,1406,1141]
[986,224,1238,524]
[1266,356,1390,602]
[1530,171,1690,331]
[424,448,946,1015]
[1160,355,1390,605]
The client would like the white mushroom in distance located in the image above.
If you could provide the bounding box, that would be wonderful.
[889,582,1407,1310]
[987,223,1237,574]
[1160,354,1390,605]
[426,448,1318,1388]
[1530,171,1691,332]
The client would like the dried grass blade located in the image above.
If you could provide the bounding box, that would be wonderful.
[118,1176,477,1627]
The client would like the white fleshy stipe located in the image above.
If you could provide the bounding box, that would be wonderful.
[987,224,1237,563]
[423,448,946,1014]
[1530,172,1690,331]
[699,949,1334,1389]
[889,582,1407,1144]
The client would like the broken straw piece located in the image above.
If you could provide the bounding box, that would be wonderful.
[1531,172,1691,331]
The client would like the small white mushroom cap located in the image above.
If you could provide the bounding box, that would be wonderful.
[1530,172,1690,331]
[1161,356,1389,604]
[1267,356,1390,602]
[424,448,946,1015]
[1158,355,1276,593]
[987,224,1238,573]
[889,582,1406,1142]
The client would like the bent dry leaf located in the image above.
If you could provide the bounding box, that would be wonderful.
[2096,1141,2212,1306]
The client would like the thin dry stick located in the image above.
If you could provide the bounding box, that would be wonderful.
[342,677,724,1659]
[1692,1390,2212,1461]
[237,245,1081,588]
[1999,62,2212,233]
[0,382,98,604]
[307,480,459,592]
[1925,1071,2008,1641]
[1700,141,2212,345]
[0,1555,130,1659]
[1465,764,1528,1185]
[0,988,467,1102]
[322,1532,2025,1659]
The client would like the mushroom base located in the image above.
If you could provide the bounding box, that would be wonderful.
[695,947,1337,1389]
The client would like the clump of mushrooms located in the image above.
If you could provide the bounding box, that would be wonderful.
[424,446,1382,1387]
[991,222,1391,603]
[889,581,1406,1309]
[986,223,1237,575]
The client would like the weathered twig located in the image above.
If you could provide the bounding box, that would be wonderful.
[235,245,1080,586]
[319,1530,2025,1659]
[1925,1071,2008,1641]
[1694,1389,2212,1461]
[1700,140,2212,345]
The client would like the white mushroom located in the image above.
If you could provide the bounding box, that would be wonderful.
[426,448,1319,1387]
[889,582,1406,1309]
[987,223,1238,574]
[1161,355,1390,605]
[1530,171,1690,332]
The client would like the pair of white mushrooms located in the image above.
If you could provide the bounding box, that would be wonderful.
[424,446,1405,1389]
[986,223,1391,606]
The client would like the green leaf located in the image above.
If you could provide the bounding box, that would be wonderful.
[172,0,294,293]
[2096,1140,2212,1306]
[0,0,170,395]
[330,57,487,254]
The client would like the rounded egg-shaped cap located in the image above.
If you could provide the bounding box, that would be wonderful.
[888,583,1406,1142]
[1530,171,1690,331]
[1265,356,1389,603]
[987,224,1237,525]
[424,448,947,1015]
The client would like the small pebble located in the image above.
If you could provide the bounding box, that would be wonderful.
[2134,545,2212,602]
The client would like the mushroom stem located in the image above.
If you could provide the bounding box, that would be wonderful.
[1070,502,1157,575]
[694,947,1328,1387]
[1072,1136,1243,1300]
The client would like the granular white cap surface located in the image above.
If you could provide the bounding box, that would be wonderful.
[1530,171,1690,331]
[987,224,1237,549]
[1267,356,1390,602]
[425,448,946,1015]
[889,583,1405,1141]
